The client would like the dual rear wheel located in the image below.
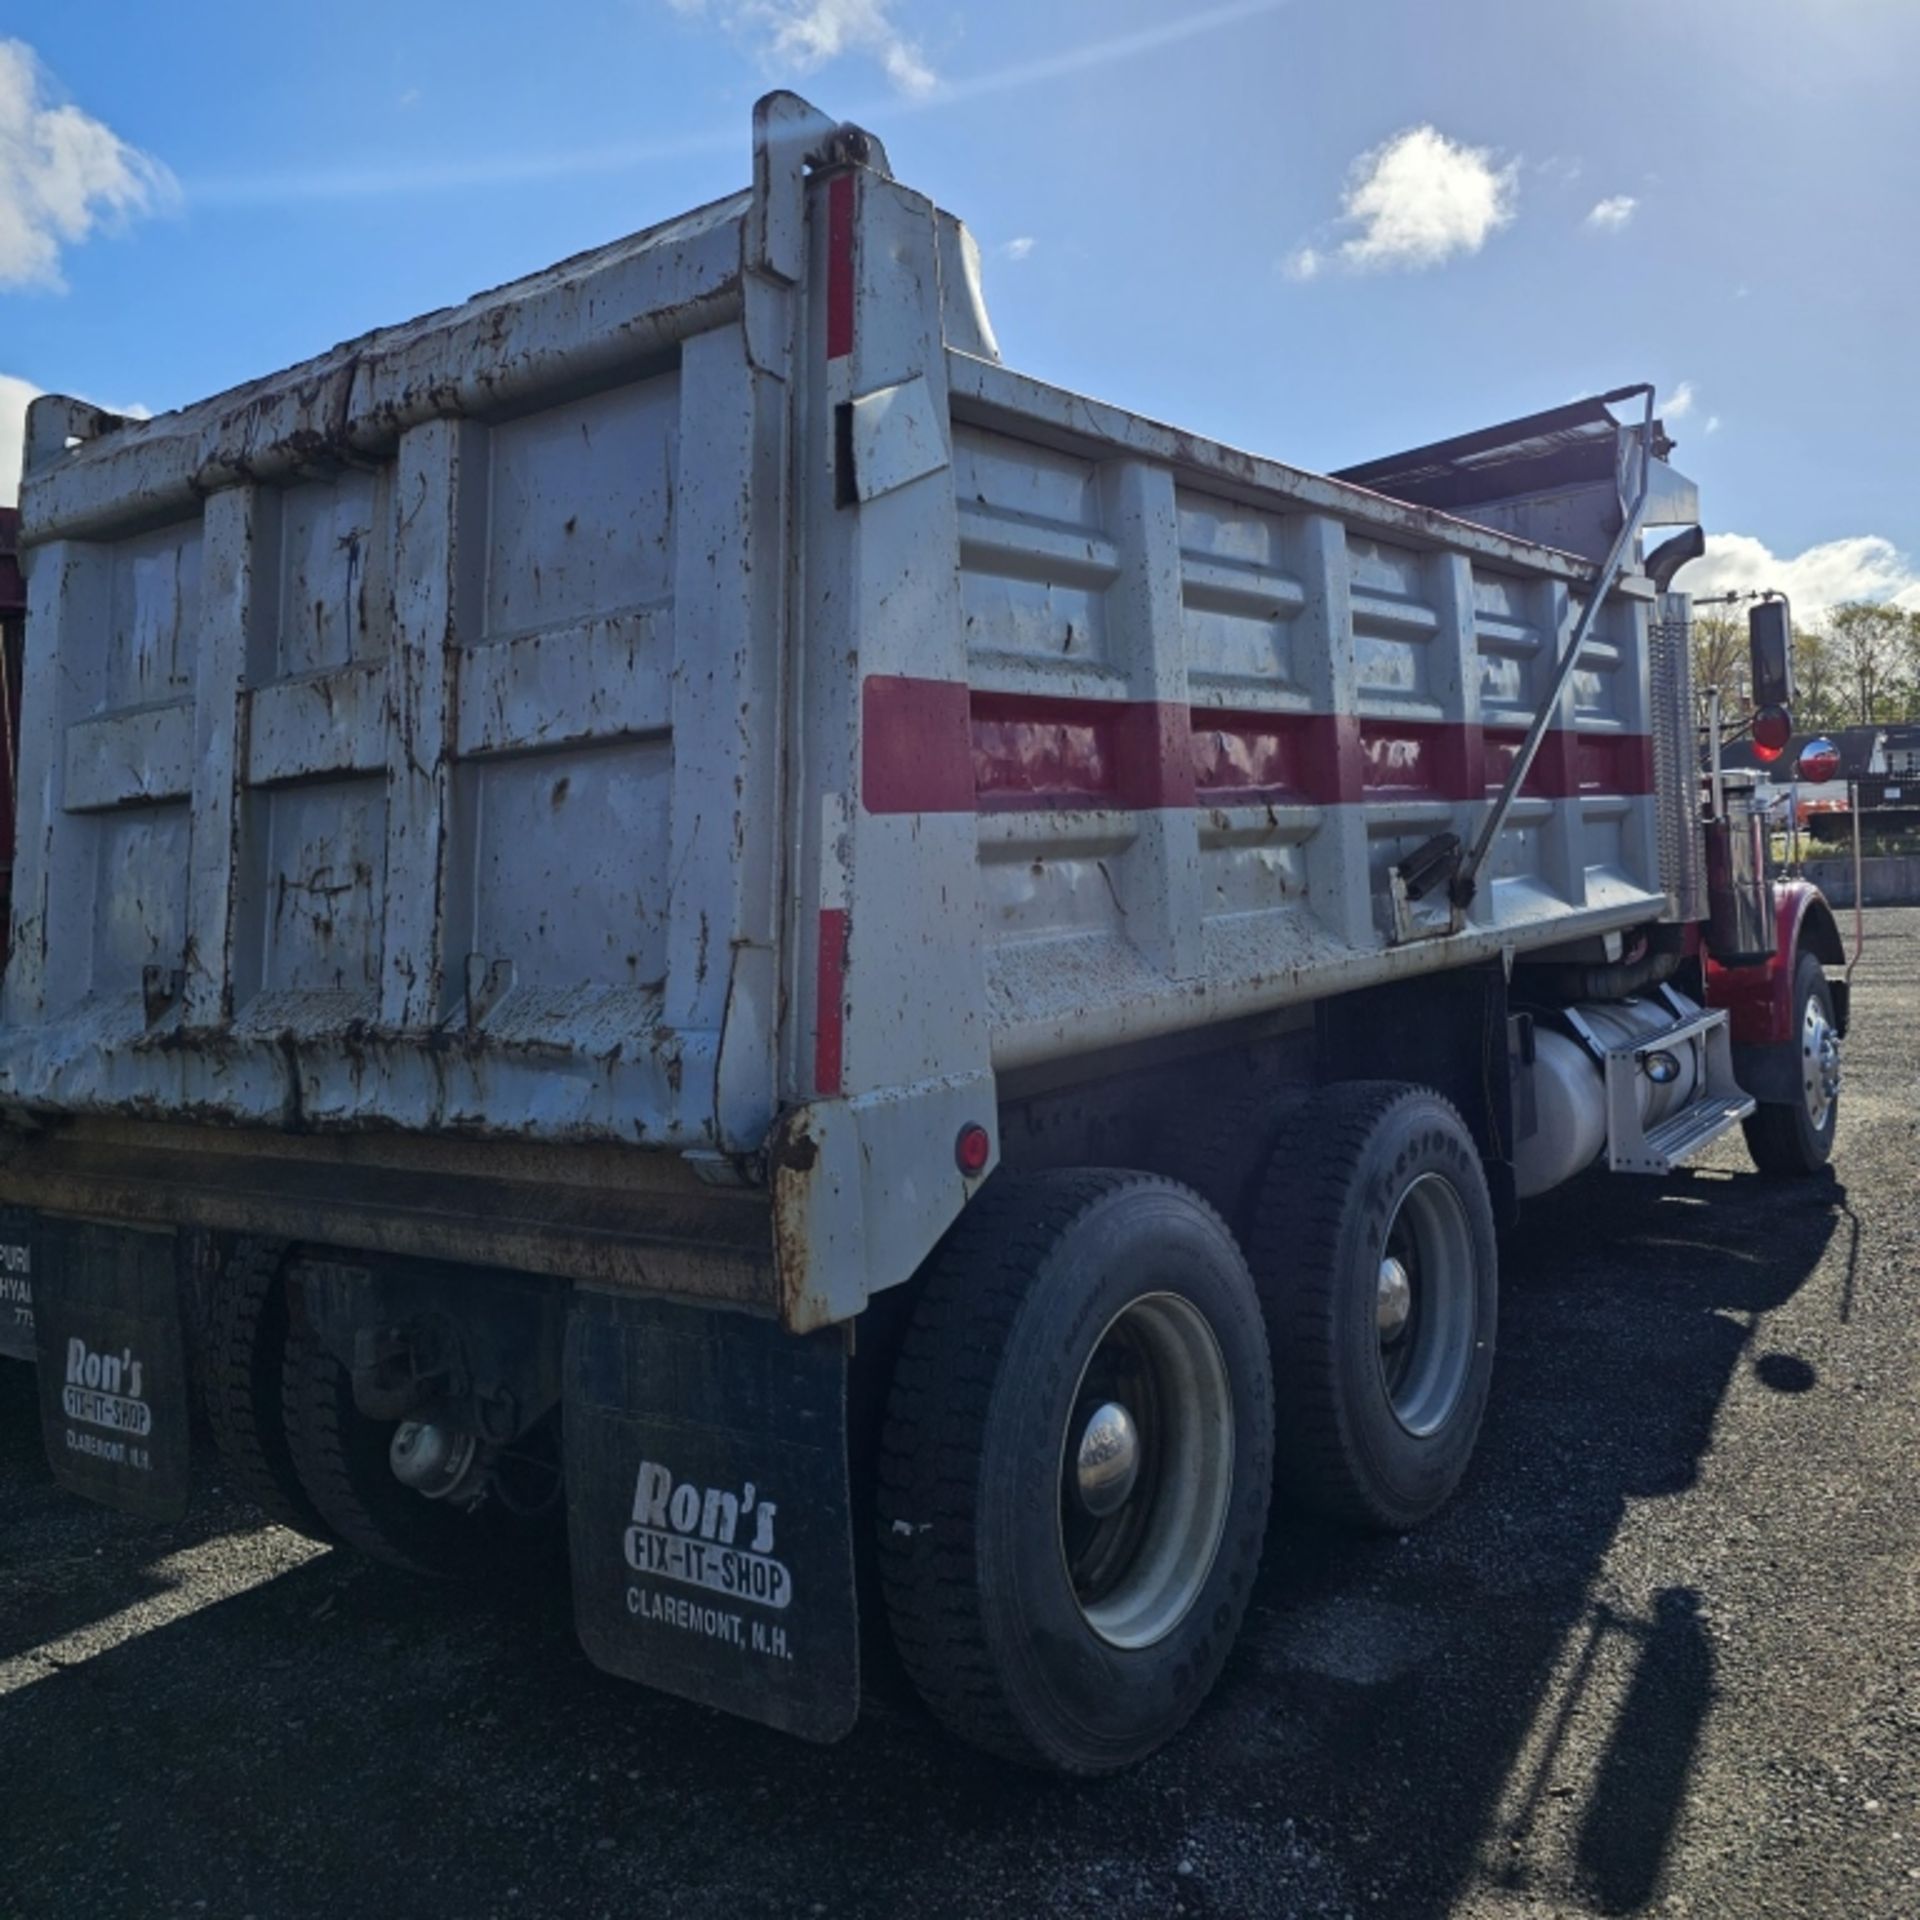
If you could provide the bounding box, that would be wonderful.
[877,1172,1273,1774]
[877,1085,1498,1772]
[203,1243,560,1578]
[204,1085,1499,1773]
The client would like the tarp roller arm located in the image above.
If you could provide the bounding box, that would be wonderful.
[1450,385,1658,912]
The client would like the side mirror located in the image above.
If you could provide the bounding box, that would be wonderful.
[1797,738,1840,784]
[1749,598,1795,707]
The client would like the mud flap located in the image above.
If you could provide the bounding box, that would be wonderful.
[34,1223,192,1520]
[0,1206,34,1362]
[564,1291,859,1743]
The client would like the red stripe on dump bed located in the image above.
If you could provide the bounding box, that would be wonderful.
[1191,713,1510,806]
[859,677,1654,813]
[1572,730,1655,796]
[825,172,856,361]
[971,692,1196,811]
[815,908,848,1096]
[1361,718,1480,800]
[1191,710,1360,807]
[863,676,974,812]
[1483,726,1655,799]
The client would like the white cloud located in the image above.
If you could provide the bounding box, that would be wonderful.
[1677,532,1920,621]
[1330,125,1517,272]
[1283,244,1322,281]
[1704,414,1722,435]
[1659,379,1696,419]
[0,39,176,290]
[1585,193,1636,230]
[1,371,151,508]
[668,0,935,96]
[997,235,1035,262]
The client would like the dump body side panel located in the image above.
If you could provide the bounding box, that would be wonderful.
[772,164,1668,1326]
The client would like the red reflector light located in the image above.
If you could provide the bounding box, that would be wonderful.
[1752,704,1792,762]
[955,1123,992,1175]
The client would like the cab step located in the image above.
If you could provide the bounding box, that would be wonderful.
[1564,990,1756,1177]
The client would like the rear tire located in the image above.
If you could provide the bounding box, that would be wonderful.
[1152,1076,1308,1238]
[281,1312,560,1580]
[203,1239,330,1539]
[1742,953,1840,1178]
[878,1171,1272,1774]
[1249,1082,1498,1533]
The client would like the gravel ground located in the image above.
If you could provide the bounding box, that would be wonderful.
[3,909,1916,1920]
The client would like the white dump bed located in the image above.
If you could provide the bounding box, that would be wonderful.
[7,177,795,1152]
[4,98,1675,1322]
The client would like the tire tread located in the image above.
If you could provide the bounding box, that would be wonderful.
[1152,1079,1308,1236]
[203,1238,328,1538]
[877,1169,1206,1770]
[1248,1081,1487,1531]
[1741,955,1837,1179]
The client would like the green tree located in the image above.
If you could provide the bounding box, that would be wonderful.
[1791,623,1850,734]
[1688,610,1749,705]
[1827,600,1917,723]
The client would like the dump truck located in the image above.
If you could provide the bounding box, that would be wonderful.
[2,94,1848,1772]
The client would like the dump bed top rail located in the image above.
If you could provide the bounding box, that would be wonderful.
[20,191,754,544]
[945,353,1617,588]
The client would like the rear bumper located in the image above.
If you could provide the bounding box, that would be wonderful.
[0,1119,776,1312]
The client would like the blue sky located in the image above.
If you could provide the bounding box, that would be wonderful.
[4,0,1917,613]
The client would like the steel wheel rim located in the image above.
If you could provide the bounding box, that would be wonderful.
[1377,1172,1477,1438]
[1802,996,1840,1131]
[1057,1292,1234,1651]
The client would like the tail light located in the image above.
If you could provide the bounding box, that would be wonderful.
[955,1124,992,1176]
[1752,705,1792,762]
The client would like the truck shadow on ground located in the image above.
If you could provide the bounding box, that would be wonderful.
[0,1162,1842,1920]
[1216,1159,1837,1918]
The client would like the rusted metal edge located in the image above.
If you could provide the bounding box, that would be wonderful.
[0,1012,728,1149]
[0,1126,778,1307]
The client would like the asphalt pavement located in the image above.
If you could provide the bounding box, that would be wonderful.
[3,908,1916,1920]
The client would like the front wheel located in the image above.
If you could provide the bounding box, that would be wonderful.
[1742,952,1840,1177]
[878,1171,1273,1774]
[1249,1082,1498,1533]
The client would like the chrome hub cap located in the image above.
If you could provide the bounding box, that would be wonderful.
[1376,1173,1477,1438]
[1074,1401,1142,1518]
[1803,1000,1840,1131]
[389,1420,479,1500]
[1058,1294,1234,1651]
[1377,1255,1413,1341]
